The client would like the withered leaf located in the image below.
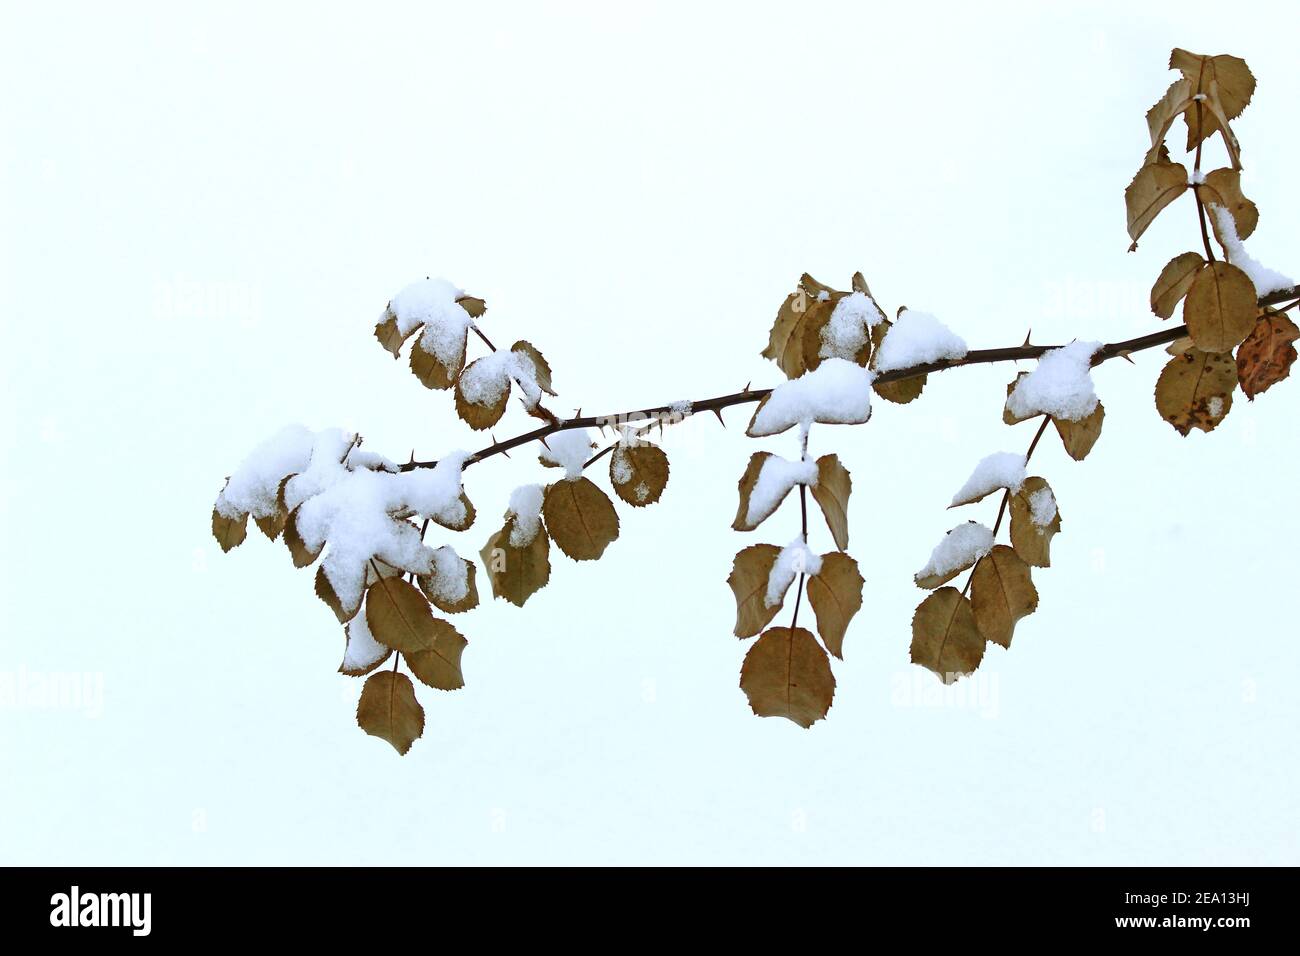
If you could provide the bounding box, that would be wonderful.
[806,552,863,659]
[511,340,558,397]
[1009,476,1061,568]
[283,507,323,568]
[809,454,851,551]
[1125,159,1188,250]
[969,545,1038,649]
[1155,348,1237,434]
[1236,312,1300,400]
[1003,372,1036,424]
[1053,401,1104,461]
[871,318,925,404]
[356,671,424,756]
[1143,78,1195,166]
[480,517,551,607]
[739,626,835,728]
[1150,252,1205,319]
[610,442,670,507]
[429,491,476,532]
[1201,168,1258,243]
[543,477,620,561]
[910,587,985,684]
[762,276,841,380]
[409,335,465,390]
[404,617,468,691]
[1169,49,1255,152]
[1183,261,1256,353]
[212,507,247,553]
[374,307,416,358]
[456,295,487,318]
[365,576,437,652]
[418,556,479,614]
[339,615,392,677]
[316,564,362,624]
[731,452,791,532]
[454,357,512,430]
[727,544,784,638]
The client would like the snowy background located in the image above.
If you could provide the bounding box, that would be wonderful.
[3,1,1298,865]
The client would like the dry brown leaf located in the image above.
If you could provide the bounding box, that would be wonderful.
[356,671,424,755]
[212,507,247,553]
[1170,49,1255,152]
[364,576,437,652]
[374,307,417,358]
[456,295,486,318]
[1003,372,1036,424]
[480,517,551,607]
[511,340,558,396]
[809,454,851,551]
[1200,168,1258,244]
[1143,78,1195,166]
[1155,348,1237,434]
[409,335,465,390]
[1150,252,1205,319]
[454,357,511,430]
[339,618,392,677]
[543,477,620,561]
[739,626,835,728]
[806,552,863,659]
[418,556,479,614]
[871,319,926,404]
[1009,476,1060,568]
[404,617,468,691]
[731,452,790,531]
[610,442,670,507]
[283,507,323,568]
[1053,402,1105,461]
[727,544,784,638]
[1183,261,1256,353]
[316,564,361,623]
[429,491,476,532]
[909,587,985,683]
[1236,312,1300,400]
[1166,336,1195,356]
[1125,159,1188,250]
[969,545,1038,649]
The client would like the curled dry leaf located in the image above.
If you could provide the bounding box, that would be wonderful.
[731,452,791,531]
[356,671,425,756]
[340,617,391,677]
[1150,252,1205,319]
[283,507,322,568]
[610,442,670,507]
[253,507,287,542]
[727,543,783,638]
[410,334,465,390]
[1236,312,1300,400]
[1200,168,1258,244]
[429,491,476,533]
[871,319,926,404]
[542,477,620,561]
[1169,49,1255,152]
[1183,261,1256,354]
[510,340,557,397]
[364,576,438,652]
[1125,159,1188,250]
[969,545,1038,649]
[404,617,468,691]
[316,564,362,624]
[910,587,984,684]
[480,516,551,608]
[1143,78,1195,166]
[1003,372,1035,424]
[739,626,835,728]
[1009,476,1060,568]
[809,454,851,551]
[374,306,417,358]
[806,552,863,659]
[418,557,479,614]
[1155,348,1238,435]
[1053,402,1104,461]
[212,507,247,553]
[762,275,838,380]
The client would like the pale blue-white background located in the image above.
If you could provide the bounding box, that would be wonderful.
[2,0,1297,864]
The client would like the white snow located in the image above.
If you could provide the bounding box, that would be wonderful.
[215,424,316,519]
[1208,396,1224,419]
[507,484,545,546]
[1028,487,1057,527]
[1190,168,1207,185]
[1005,340,1102,422]
[610,446,633,484]
[539,428,595,479]
[341,611,389,673]
[389,278,474,366]
[668,400,692,417]
[425,545,470,604]
[915,521,994,584]
[748,454,818,525]
[1209,205,1294,296]
[819,291,883,361]
[765,537,823,608]
[950,452,1027,507]
[281,428,357,512]
[400,451,471,527]
[873,309,968,372]
[749,358,874,437]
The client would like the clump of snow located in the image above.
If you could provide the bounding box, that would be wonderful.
[539,429,595,479]
[1207,396,1224,419]
[281,429,358,512]
[425,545,469,603]
[1190,168,1207,185]
[950,452,1027,507]
[765,537,823,607]
[748,455,818,525]
[389,278,474,366]
[1005,340,1102,422]
[749,359,874,437]
[874,309,968,372]
[400,451,471,527]
[216,424,317,519]
[633,482,650,502]
[507,484,545,546]
[460,349,546,410]
[915,522,994,584]
[668,400,692,417]
[1028,487,1057,527]
[1209,205,1294,296]
[610,446,633,484]
[342,612,388,673]
[819,292,883,361]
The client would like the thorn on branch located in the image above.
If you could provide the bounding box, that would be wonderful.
[712,408,726,427]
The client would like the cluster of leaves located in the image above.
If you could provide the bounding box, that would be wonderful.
[1126,49,1297,433]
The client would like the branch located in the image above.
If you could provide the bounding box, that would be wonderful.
[397,285,1300,474]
